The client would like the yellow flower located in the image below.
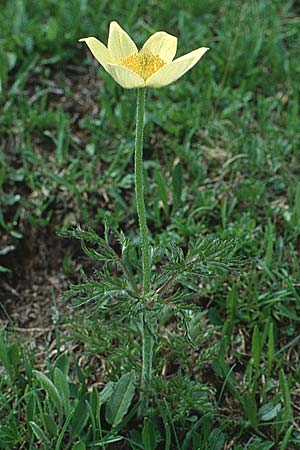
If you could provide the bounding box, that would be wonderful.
[80,21,209,89]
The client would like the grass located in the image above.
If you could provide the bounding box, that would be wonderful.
[1,0,300,448]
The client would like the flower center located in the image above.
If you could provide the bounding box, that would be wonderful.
[121,49,165,80]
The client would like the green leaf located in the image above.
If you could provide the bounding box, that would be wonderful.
[172,161,183,208]
[72,441,86,450]
[243,393,258,430]
[258,402,282,421]
[154,394,171,450]
[276,303,299,320]
[221,284,238,350]
[251,325,261,370]
[69,396,89,441]
[248,442,274,450]
[44,413,58,437]
[54,367,70,415]
[86,388,96,417]
[25,391,35,424]
[72,353,87,387]
[207,428,225,450]
[154,170,169,215]
[55,410,74,450]
[99,381,114,403]
[105,371,136,428]
[29,421,49,446]
[142,417,157,450]
[0,421,20,445]
[86,399,97,443]
[290,181,300,226]
[279,425,294,450]
[46,17,59,42]
[93,435,123,446]
[33,370,63,418]
[279,369,292,422]
[0,332,13,379]
[267,322,275,374]
[8,343,20,374]
[181,415,212,450]
[264,220,274,268]
[54,353,69,375]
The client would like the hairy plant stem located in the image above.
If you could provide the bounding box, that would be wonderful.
[135,88,150,294]
[141,311,154,413]
[134,88,153,413]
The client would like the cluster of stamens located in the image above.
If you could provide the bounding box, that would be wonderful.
[121,48,165,80]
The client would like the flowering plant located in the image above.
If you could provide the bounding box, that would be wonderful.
[66,21,241,415]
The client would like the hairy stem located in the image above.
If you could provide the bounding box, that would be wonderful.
[140,311,154,413]
[134,88,153,413]
[135,88,150,294]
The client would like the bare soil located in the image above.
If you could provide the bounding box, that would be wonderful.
[0,225,79,338]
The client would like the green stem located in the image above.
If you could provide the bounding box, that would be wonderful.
[135,88,150,294]
[134,88,153,413]
[140,311,154,413]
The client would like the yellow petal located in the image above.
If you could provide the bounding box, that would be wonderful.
[142,31,177,63]
[108,21,138,62]
[106,63,145,89]
[146,47,209,88]
[79,37,114,70]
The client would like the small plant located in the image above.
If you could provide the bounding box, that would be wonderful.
[63,21,246,416]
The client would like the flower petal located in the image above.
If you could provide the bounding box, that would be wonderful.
[106,63,145,89]
[79,37,114,70]
[108,21,138,62]
[146,47,209,88]
[142,31,177,63]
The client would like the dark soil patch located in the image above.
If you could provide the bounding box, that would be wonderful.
[0,225,80,333]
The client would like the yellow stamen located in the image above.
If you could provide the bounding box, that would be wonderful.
[121,48,165,80]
